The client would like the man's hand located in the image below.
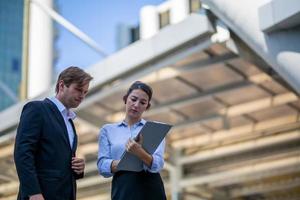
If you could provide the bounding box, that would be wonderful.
[29,194,44,200]
[71,157,85,174]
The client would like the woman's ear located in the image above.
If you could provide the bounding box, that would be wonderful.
[123,95,127,104]
[146,102,151,110]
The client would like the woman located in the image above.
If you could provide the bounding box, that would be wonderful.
[97,81,166,200]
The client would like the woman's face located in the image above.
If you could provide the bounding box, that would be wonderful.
[125,89,150,120]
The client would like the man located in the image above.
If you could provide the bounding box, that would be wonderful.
[14,66,93,200]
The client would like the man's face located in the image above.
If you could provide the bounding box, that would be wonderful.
[59,82,89,109]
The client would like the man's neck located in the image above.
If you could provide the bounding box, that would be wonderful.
[55,95,69,110]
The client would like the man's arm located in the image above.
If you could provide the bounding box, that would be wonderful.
[14,102,43,198]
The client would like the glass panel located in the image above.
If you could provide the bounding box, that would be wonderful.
[189,0,201,13]
[159,10,170,29]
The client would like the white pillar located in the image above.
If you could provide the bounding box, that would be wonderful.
[170,149,183,200]
[171,0,190,24]
[140,5,159,39]
[27,0,53,98]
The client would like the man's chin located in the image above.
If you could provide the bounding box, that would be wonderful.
[71,102,80,108]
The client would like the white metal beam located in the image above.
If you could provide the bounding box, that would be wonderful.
[202,0,300,94]
[230,177,300,198]
[178,129,300,164]
[30,0,107,56]
[172,109,299,149]
[0,80,18,103]
[180,154,300,188]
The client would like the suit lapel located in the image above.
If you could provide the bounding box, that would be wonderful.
[44,98,72,149]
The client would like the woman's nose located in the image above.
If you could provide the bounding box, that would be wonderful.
[133,101,139,107]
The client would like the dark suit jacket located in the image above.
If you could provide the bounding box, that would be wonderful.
[14,98,83,200]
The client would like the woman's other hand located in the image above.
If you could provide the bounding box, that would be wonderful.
[111,160,120,173]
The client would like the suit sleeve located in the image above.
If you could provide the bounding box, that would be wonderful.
[14,102,43,197]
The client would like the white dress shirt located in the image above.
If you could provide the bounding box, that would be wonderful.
[48,97,76,148]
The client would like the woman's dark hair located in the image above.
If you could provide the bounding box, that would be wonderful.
[123,81,153,109]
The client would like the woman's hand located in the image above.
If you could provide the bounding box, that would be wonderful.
[126,136,153,167]
[126,138,143,155]
[111,160,120,173]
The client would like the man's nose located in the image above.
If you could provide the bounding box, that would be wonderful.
[79,92,85,98]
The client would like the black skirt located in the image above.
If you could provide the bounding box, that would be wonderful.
[112,171,166,200]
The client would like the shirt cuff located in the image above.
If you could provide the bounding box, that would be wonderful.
[98,159,113,177]
[144,155,163,173]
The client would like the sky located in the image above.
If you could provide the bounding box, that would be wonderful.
[55,0,165,74]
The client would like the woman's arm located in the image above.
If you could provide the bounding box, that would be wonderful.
[147,139,165,172]
[97,127,114,177]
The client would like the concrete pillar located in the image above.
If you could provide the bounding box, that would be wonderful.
[171,0,190,24]
[27,0,53,98]
[140,5,159,39]
[170,149,183,200]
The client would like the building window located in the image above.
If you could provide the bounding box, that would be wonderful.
[12,58,20,72]
[189,0,201,13]
[159,10,170,29]
[130,26,140,43]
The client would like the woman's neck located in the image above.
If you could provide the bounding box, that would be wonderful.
[124,117,141,127]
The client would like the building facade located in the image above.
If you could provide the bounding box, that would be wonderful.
[115,0,201,51]
[0,0,56,111]
[0,0,24,111]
